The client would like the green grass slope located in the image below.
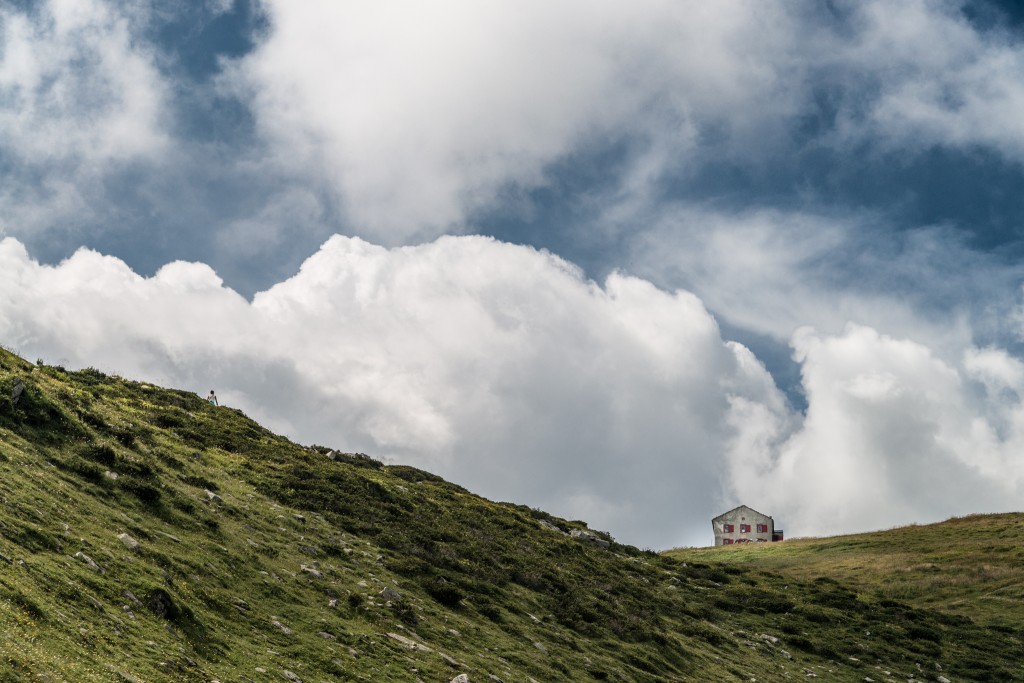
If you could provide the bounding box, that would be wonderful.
[1,347,1021,682]
[666,514,1024,633]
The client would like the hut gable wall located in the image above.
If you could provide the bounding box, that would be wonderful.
[711,505,774,546]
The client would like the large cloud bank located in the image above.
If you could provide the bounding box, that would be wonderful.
[228,0,801,240]
[230,0,1024,240]
[3,0,1024,255]
[3,236,1023,547]
[0,0,167,238]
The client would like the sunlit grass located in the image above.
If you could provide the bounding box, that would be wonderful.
[666,512,1024,630]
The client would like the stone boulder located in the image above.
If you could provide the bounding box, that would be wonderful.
[118,533,140,553]
[379,586,402,602]
[569,529,611,549]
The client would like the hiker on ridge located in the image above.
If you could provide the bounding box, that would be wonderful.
[207,390,219,406]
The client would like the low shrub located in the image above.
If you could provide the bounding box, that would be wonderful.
[422,577,464,608]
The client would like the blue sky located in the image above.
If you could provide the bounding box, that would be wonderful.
[3,0,1024,548]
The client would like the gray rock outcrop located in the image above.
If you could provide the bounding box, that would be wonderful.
[74,552,103,573]
[569,528,611,549]
[117,533,140,552]
[379,586,402,602]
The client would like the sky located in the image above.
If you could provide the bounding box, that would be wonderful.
[2,0,1024,549]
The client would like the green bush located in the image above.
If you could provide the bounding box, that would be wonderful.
[80,443,116,467]
[119,476,162,506]
[422,577,464,608]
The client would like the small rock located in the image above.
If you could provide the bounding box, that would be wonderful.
[281,671,302,683]
[533,641,547,653]
[74,552,103,573]
[569,528,611,549]
[300,565,324,580]
[540,520,565,536]
[318,631,336,641]
[439,653,461,668]
[299,545,319,557]
[937,678,950,683]
[271,620,292,635]
[104,471,119,481]
[205,490,223,504]
[118,533,140,552]
[11,379,24,404]
[379,586,402,601]
[451,676,470,683]
[387,632,431,652]
[293,514,306,523]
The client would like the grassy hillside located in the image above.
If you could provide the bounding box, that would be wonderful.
[1,346,1022,682]
[666,514,1024,632]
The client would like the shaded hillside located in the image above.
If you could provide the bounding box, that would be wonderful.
[666,514,1024,632]
[1,347,1021,682]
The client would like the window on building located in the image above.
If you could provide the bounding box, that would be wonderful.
[723,524,734,533]
[740,524,750,533]
[723,538,733,545]
[757,524,768,533]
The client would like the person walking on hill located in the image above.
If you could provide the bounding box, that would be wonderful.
[207,390,219,406]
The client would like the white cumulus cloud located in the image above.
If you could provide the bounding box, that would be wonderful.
[3,235,1024,546]
[0,0,169,238]
[1,234,788,548]
[727,324,1024,538]
[227,0,803,241]
[828,0,1024,157]
[220,0,1024,244]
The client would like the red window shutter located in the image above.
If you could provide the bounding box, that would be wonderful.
[723,538,733,545]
